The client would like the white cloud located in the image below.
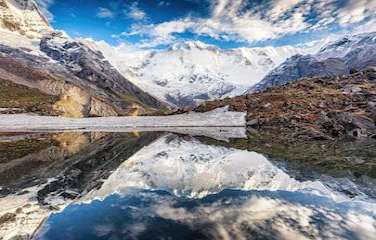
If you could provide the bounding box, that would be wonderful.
[97,7,114,19]
[119,19,197,47]
[158,1,170,7]
[120,0,376,47]
[268,0,300,19]
[125,4,146,21]
[337,0,376,25]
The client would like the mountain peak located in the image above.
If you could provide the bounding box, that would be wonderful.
[170,41,218,51]
[0,0,51,38]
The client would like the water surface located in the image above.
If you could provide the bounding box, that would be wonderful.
[0,131,374,240]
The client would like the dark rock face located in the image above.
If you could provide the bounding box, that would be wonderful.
[40,32,166,114]
[250,32,376,92]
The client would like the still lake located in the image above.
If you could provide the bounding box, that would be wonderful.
[0,131,375,240]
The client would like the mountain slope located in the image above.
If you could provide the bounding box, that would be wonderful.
[0,78,58,114]
[40,32,166,115]
[0,1,167,117]
[250,32,376,92]
[89,40,312,107]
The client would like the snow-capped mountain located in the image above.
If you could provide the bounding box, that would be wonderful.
[87,40,313,107]
[250,32,376,92]
[0,0,51,38]
[86,134,367,201]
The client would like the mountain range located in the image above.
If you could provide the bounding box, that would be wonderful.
[87,40,314,107]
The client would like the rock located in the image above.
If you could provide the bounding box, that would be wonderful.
[349,128,368,138]
[365,67,376,81]
[331,112,376,137]
[0,0,52,38]
[263,103,272,109]
[342,84,362,94]
[0,212,16,224]
[195,67,376,141]
[368,101,376,109]
[247,118,259,127]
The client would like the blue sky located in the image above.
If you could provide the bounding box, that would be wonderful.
[39,0,376,49]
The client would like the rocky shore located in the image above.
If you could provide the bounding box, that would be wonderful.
[177,68,376,142]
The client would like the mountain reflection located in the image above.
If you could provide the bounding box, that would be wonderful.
[0,131,375,240]
[37,189,376,240]
[85,134,369,201]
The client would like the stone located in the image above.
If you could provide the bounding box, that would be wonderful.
[247,118,259,127]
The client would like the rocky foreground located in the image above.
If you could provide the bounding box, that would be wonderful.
[176,68,376,142]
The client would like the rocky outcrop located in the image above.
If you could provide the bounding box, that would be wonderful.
[250,32,376,92]
[191,68,376,141]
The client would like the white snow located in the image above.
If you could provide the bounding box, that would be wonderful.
[316,32,376,60]
[0,107,246,131]
[84,39,316,107]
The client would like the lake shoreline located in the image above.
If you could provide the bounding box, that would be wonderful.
[0,107,246,131]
